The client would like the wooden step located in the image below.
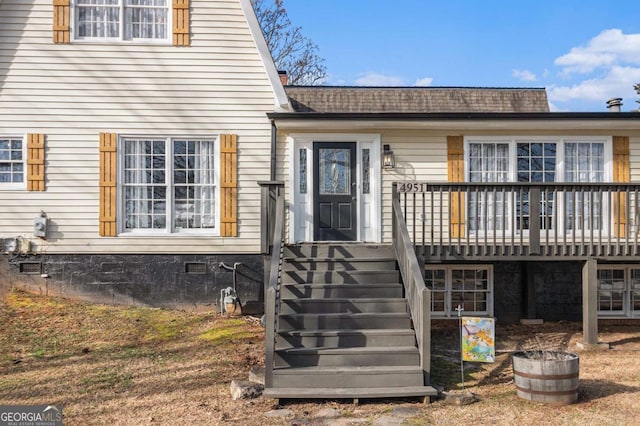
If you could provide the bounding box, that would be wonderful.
[271,366,425,388]
[276,329,416,349]
[281,283,404,299]
[283,258,397,272]
[278,312,412,331]
[284,244,394,259]
[275,346,420,367]
[282,270,401,284]
[280,298,408,314]
[263,385,438,399]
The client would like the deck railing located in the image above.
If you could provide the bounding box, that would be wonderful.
[394,182,640,260]
[259,181,285,388]
[392,188,431,382]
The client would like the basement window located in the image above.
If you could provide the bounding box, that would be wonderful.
[425,265,493,317]
[19,262,42,275]
[184,262,207,274]
[597,266,640,318]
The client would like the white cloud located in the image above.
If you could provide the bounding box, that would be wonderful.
[547,101,568,112]
[555,29,640,75]
[512,69,537,82]
[414,77,434,86]
[548,65,640,108]
[355,72,406,86]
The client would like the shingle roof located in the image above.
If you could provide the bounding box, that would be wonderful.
[285,86,550,113]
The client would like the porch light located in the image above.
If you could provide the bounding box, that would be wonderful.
[382,144,395,169]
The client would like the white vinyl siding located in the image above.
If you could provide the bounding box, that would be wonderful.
[0,0,274,254]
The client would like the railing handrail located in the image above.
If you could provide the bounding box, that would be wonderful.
[396,181,640,191]
[392,183,431,383]
[394,180,640,260]
[259,182,285,388]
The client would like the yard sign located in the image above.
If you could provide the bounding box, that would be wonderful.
[461,317,495,363]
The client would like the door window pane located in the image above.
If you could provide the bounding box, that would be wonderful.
[299,148,307,194]
[319,148,351,195]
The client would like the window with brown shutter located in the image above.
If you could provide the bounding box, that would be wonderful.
[99,133,118,237]
[54,1,188,44]
[613,136,630,237]
[53,0,71,44]
[27,134,46,192]
[220,134,238,237]
[447,135,465,238]
[173,0,191,46]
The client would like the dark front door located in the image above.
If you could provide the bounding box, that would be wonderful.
[313,142,357,241]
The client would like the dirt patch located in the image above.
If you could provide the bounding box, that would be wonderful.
[1,289,640,425]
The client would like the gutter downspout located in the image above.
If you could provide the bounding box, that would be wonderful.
[270,119,277,181]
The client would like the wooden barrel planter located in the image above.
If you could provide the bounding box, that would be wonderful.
[512,351,579,405]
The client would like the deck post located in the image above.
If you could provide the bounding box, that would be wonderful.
[582,257,598,346]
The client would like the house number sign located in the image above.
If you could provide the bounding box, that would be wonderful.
[396,182,429,193]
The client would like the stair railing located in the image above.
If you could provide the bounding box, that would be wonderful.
[259,181,285,388]
[392,182,432,384]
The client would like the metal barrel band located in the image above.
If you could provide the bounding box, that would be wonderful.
[515,385,578,396]
[514,371,579,380]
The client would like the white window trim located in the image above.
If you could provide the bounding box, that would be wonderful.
[117,135,220,237]
[597,265,640,319]
[425,264,494,318]
[0,134,27,191]
[71,0,172,44]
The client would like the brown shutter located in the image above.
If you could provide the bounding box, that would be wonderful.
[613,136,630,237]
[220,134,238,237]
[173,0,190,46]
[448,136,465,238]
[53,0,71,44]
[27,133,46,192]
[99,133,118,237]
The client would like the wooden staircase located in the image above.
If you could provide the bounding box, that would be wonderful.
[263,243,437,400]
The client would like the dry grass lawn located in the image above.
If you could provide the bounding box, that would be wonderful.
[1,289,639,425]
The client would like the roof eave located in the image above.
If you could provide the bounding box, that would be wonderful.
[268,112,640,131]
[239,0,290,111]
[267,112,640,121]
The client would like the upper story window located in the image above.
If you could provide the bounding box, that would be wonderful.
[75,0,169,42]
[0,137,25,190]
[120,136,219,234]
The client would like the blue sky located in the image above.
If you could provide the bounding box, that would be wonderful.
[282,0,640,112]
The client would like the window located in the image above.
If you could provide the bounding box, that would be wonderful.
[0,136,25,189]
[468,143,509,231]
[425,265,493,317]
[121,137,218,234]
[465,137,610,234]
[75,0,169,42]
[597,266,640,318]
